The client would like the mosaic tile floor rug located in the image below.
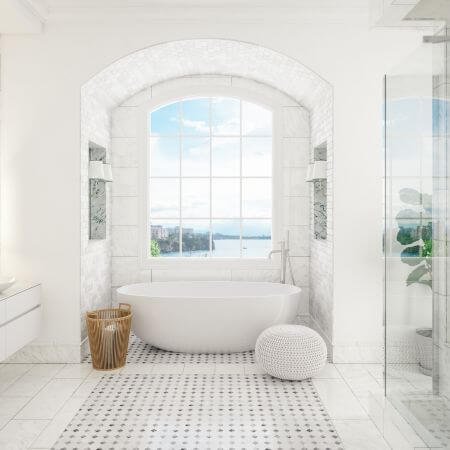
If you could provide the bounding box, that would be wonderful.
[405,397,450,448]
[54,373,343,450]
[84,333,255,364]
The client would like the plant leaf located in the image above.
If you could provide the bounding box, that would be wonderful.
[401,246,423,266]
[406,265,430,285]
[396,226,420,245]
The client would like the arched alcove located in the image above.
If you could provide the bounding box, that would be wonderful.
[80,39,333,358]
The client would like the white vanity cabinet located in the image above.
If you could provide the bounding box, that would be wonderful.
[0,283,41,361]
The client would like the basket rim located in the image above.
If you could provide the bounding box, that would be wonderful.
[86,310,132,320]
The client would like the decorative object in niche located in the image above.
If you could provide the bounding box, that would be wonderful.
[89,143,107,240]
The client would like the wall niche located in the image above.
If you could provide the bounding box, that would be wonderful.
[313,144,327,240]
[89,142,107,240]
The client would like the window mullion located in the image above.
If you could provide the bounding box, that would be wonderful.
[179,102,183,257]
[239,99,243,258]
[209,98,213,257]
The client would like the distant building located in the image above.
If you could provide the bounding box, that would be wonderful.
[151,225,169,239]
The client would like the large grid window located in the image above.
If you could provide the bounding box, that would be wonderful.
[148,97,272,258]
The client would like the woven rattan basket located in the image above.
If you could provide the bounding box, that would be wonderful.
[86,303,132,371]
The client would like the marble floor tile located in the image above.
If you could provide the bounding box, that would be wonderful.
[15,379,82,420]
[0,396,32,421]
[0,419,50,450]
[30,397,85,449]
[312,379,369,420]
[151,363,185,374]
[333,419,391,449]
[314,363,343,379]
[215,363,245,374]
[0,365,33,393]
[183,363,216,374]
[243,363,266,374]
[335,363,372,379]
[344,373,384,398]
[25,365,64,379]
[121,363,155,374]
[2,376,50,398]
[54,364,92,379]
[71,378,100,399]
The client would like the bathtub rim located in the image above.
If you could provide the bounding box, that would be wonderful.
[117,281,301,300]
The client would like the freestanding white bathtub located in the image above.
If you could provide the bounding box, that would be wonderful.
[117,281,300,353]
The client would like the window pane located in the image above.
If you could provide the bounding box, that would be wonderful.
[212,178,240,218]
[212,138,240,176]
[150,137,180,177]
[182,137,210,176]
[242,220,271,258]
[150,179,179,218]
[242,137,272,176]
[182,221,210,257]
[242,178,271,218]
[182,98,210,136]
[242,101,272,136]
[150,220,180,257]
[182,178,210,218]
[211,97,240,135]
[212,220,241,257]
[150,102,180,135]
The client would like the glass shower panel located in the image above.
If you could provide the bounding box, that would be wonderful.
[384,27,449,448]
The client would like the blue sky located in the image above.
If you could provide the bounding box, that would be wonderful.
[149,97,272,235]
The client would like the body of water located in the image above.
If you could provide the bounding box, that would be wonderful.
[160,239,271,258]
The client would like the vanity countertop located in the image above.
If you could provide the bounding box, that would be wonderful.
[0,282,41,302]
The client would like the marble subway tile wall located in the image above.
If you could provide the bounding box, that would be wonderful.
[80,40,333,347]
[111,75,311,316]
[309,86,334,356]
[79,93,112,357]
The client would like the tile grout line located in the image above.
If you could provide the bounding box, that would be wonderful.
[334,364,393,449]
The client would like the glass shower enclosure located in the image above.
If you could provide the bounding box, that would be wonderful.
[384,27,449,447]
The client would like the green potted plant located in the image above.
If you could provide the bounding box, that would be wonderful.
[396,188,432,375]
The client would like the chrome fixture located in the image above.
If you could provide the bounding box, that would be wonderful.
[89,161,114,182]
[305,161,327,182]
[268,231,296,284]
[268,240,288,283]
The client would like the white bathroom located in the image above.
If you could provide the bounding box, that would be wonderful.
[0,1,449,449]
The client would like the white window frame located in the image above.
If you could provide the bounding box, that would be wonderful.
[138,85,283,270]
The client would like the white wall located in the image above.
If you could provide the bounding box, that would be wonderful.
[0,11,423,362]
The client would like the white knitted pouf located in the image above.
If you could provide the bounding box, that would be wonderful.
[255,324,327,380]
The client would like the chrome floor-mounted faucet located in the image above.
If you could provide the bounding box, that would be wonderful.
[268,235,290,284]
